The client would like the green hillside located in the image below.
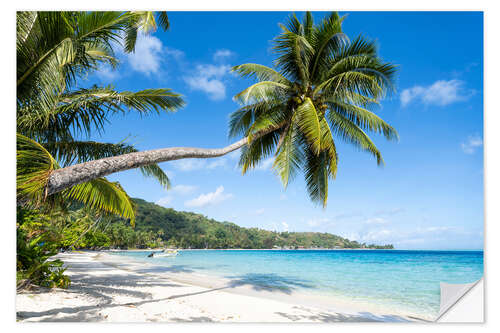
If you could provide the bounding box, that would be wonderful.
[102,198,393,250]
[18,198,393,250]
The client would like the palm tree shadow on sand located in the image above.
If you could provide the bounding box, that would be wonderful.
[17,259,419,323]
[225,273,315,295]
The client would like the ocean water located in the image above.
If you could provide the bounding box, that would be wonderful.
[111,249,483,319]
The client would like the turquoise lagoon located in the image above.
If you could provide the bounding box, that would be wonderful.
[111,249,483,319]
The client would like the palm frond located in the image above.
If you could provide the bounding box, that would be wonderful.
[336,35,378,59]
[17,134,138,223]
[239,131,280,174]
[19,86,184,140]
[124,11,169,52]
[233,81,289,105]
[304,149,331,208]
[232,64,291,85]
[272,124,303,187]
[303,12,314,41]
[273,24,314,84]
[327,111,384,165]
[309,12,348,82]
[16,11,38,48]
[16,134,56,205]
[138,164,171,189]
[155,12,170,31]
[319,118,338,177]
[294,98,322,154]
[246,106,289,141]
[314,70,385,101]
[321,55,397,97]
[63,178,136,226]
[228,101,284,138]
[326,99,399,141]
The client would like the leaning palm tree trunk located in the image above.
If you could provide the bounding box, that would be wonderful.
[46,130,272,196]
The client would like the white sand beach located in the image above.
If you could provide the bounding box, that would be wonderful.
[16,251,423,323]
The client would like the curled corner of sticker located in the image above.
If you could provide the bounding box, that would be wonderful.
[435,277,484,322]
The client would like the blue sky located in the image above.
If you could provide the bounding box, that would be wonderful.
[85,11,483,250]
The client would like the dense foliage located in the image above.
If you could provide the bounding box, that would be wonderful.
[16,196,392,288]
[20,199,392,251]
[126,199,393,249]
[16,11,183,222]
[16,11,180,290]
[16,209,71,290]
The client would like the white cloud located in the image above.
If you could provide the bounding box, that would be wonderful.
[155,196,173,207]
[346,229,393,243]
[206,159,227,169]
[344,225,458,246]
[213,49,234,61]
[184,64,231,100]
[170,185,197,195]
[422,226,453,232]
[364,217,388,225]
[184,186,233,207]
[127,34,164,76]
[164,47,185,60]
[172,158,227,171]
[373,208,404,216]
[173,159,206,171]
[227,150,241,160]
[96,64,120,82]
[163,169,175,179]
[254,208,265,215]
[400,79,472,107]
[307,218,330,227]
[281,221,289,232]
[362,229,393,242]
[461,135,483,154]
[254,158,274,171]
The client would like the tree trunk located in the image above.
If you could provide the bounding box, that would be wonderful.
[46,136,252,196]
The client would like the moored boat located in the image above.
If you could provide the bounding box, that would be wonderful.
[147,249,179,258]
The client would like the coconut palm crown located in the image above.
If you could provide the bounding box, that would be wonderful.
[230,12,398,207]
[16,11,183,224]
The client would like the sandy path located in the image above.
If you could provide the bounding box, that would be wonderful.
[16,251,418,322]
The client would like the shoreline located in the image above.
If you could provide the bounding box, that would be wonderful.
[16,251,427,323]
[105,248,396,251]
[105,248,483,252]
[105,250,434,320]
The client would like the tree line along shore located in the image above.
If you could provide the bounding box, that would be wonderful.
[19,198,394,252]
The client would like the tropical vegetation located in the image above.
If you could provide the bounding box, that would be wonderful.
[17,11,183,221]
[18,198,394,251]
[16,11,183,289]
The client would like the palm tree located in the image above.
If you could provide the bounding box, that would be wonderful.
[16,11,184,223]
[230,12,398,206]
[19,11,398,209]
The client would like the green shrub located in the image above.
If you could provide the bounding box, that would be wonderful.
[16,216,71,290]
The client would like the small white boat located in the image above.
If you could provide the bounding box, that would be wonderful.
[148,249,179,258]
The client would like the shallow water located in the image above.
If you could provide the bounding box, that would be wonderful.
[111,249,483,319]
